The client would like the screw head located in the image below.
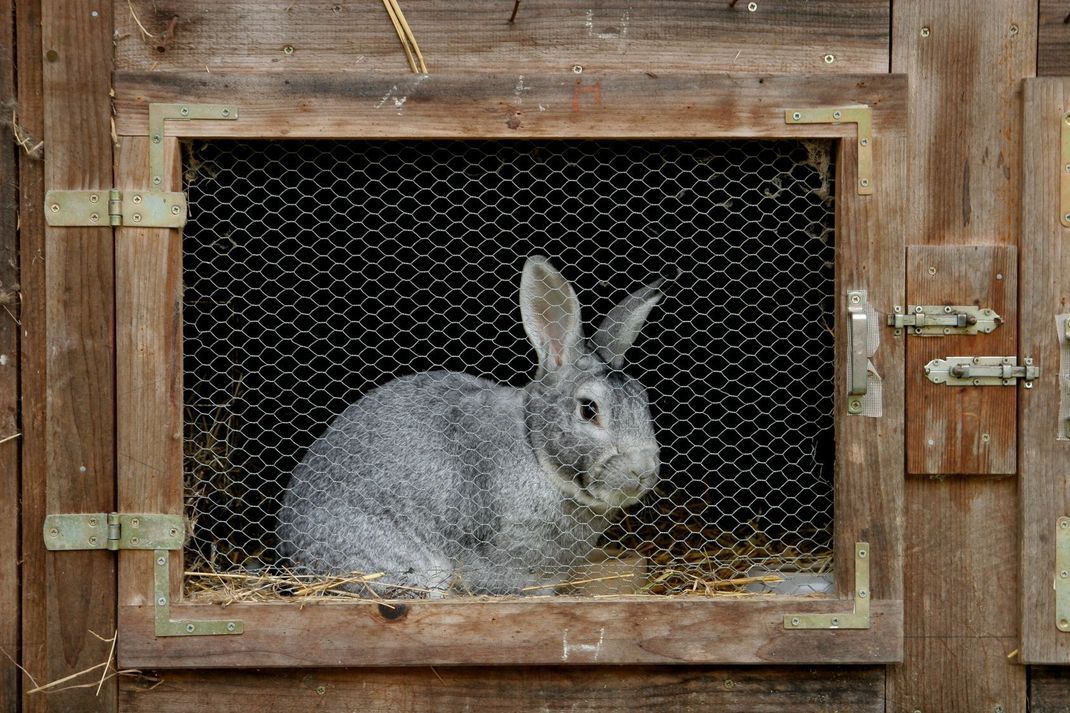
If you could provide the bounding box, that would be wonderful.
[1064,213,1070,223]
[790,617,801,626]
[221,108,231,117]
[860,137,869,146]
[171,205,181,215]
[792,111,802,121]
[858,549,867,558]
[747,2,757,10]
[832,110,842,120]
[920,26,931,37]
[282,45,294,55]
[49,203,59,213]
[571,64,583,74]
[88,536,97,545]
[185,623,196,633]
[89,213,99,222]
[1009,24,1019,35]
[89,193,99,203]
[927,266,937,276]
[132,213,142,223]
[859,177,870,188]
[157,556,166,566]
[180,106,189,116]
[226,622,236,632]
[152,134,162,144]
[830,617,840,626]
[157,596,166,606]
[49,528,58,537]
[858,589,868,598]
[824,53,835,64]
[131,194,142,204]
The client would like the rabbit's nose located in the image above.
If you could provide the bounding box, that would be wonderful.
[633,450,659,476]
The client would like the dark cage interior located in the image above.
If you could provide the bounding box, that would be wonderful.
[181,139,837,598]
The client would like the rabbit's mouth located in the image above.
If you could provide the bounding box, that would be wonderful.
[581,454,658,511]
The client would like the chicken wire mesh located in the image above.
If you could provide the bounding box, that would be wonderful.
[181,138,836,600]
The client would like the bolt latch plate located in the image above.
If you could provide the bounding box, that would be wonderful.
[45,189,187,228]
[888,305,1003,337]
[785,542,871,630]
[44,512,185,551]
[925,356,1040,387]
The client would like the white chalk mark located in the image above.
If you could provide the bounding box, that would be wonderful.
[584,8,593,36]
[561,627,605,662]
[375,75,429,115]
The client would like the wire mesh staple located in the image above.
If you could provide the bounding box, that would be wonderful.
[181,139,837,600]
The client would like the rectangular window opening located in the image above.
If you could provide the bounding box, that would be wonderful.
[180,139,837,602]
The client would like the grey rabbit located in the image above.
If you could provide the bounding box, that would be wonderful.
[277,256,664,597]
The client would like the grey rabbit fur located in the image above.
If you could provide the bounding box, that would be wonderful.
[277,256,665,597]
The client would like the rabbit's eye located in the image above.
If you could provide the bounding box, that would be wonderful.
[578,398,600,425]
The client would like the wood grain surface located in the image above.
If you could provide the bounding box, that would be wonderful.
[113,1,890,76]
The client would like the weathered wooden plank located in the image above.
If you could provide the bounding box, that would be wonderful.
[1020,77,1070,664]
[0,0,18,707]
[891,637,1024,712]
[1030,667,1070,712]
[1038,1,1070,76]
[888,0,1034,709]
[905,246,1018,474]
[112,71,907,140]
[891,480,1024,709]
[118,666,887,713]
[113,0,890,76]
[831,100,906,603]
[115,138,184,611]
[118,599,903,668]
[26,1,118,711]
[892,0,1036,247]
[16,0,46,708]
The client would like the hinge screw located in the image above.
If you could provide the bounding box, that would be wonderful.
[132,214,142,223]
[48,528,58,538]
[89,194,99,203]
[89,213,99,223]
[49,203,59,213]
[859,178,869,188]
[157,556,166,566]
[171,205,181,215]
[131,194,142,205]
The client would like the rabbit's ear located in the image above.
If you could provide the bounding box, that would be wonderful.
[520,256,584,374]
[591,280,664,368]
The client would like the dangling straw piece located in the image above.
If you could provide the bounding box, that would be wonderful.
[382,0,427,74]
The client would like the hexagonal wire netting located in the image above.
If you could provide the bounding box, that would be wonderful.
[181,139,836,600]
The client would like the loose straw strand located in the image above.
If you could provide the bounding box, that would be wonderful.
[382,0,427,74]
